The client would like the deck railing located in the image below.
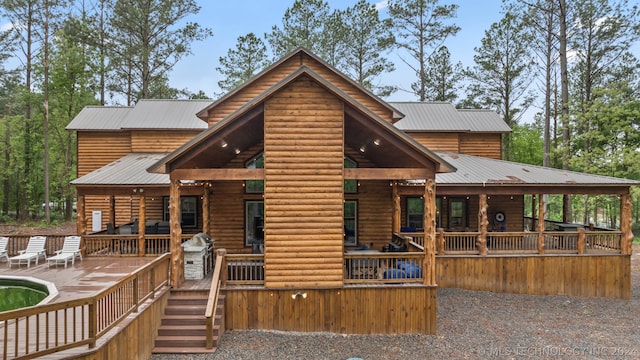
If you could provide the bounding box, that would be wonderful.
[434,230,622,255]
[0,254,170,360]
[344,252,424,284]
[488,232,538,253]
[205,249,225,349]
[4,234,73,257]
[82,234,190,256]
[225,254,265,285]
[443,232,479,254]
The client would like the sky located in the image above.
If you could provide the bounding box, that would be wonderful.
[171,0,505,102]
[0,1,506,106]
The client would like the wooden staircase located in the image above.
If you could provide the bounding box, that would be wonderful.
[152,290,225,354]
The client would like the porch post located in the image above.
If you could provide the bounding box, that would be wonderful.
[138,195,146,236]
[537,194,545,254]
[392,182,400,233]
[620,193,633,255]
[423,179,436,286]
[77,194,86,235]
[531,195,537,230]
[170,179,184,287]
[202,183,210,235]
[109,195,116,227]
[138,195,146,256]
[477,194,488,256]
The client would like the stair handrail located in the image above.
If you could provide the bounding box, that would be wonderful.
[205,248,226,349]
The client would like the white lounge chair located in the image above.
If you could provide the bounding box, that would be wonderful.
[8,236,47,268]
[47,236,83,268]
[0,236,8,262]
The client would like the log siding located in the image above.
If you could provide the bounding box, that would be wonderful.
[263,76,345,288]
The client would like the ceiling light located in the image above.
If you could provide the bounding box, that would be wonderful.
[359,145,366,153]
[221,140,228,148]
[235,148,241,155]
[373,139,381,146]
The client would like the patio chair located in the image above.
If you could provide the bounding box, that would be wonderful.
[47,235,83,268]
[8,236,47,268]
[0,236,8,262]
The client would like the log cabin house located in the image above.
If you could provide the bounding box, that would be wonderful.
[68,48,637,336]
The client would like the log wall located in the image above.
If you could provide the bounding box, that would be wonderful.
[77,132,131,176]
[459,133,502,159]
[351,180,393,250]
[223,286,436,334]
[437,255,631,299]
[263,76,345,288]
[404,132,459,152]
[131,130,201,153]
[203,53,394,126]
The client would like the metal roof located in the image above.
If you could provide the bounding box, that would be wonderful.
[391,102,467,131]
[434,152,639,185]
[390,102,511,133]
[71,153,169,186]
[122,99,211,130]
[66,100,212,131]
[71,150,639,188]
[457,109,512,133]
[66,106,133,131]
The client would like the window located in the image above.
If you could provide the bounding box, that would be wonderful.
[162,196,198,228]
[344,200,357,245]
[406,197,424,230]
[344,157,358,193]
[245,152,264,193]
[449,198,467,230]
[245,201,264,246]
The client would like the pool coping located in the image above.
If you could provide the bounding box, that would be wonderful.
[0,275,59,307]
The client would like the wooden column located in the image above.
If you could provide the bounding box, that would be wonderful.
[620,193,633,255]
[76,195,86,235]
[477,194,488,256]
[577,228,585,254]
[138,195,146,256]
[138,195,146,236]
[202,183,210,235]
[531,194,537,230]
[537,194,545,254]
[436,228,445,255]
[423,179,436,286]
[170,179,184,288]
[109,195,116,227]
[392,182,400,233]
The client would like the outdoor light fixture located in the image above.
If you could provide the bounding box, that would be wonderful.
[291,291,307,300]
[235,148,241,155]
[359,145,366,153]
[221,140,228,148]
[373,139,381,146]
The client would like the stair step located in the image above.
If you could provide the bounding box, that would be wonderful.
[155,335,207,348]
[161,315,206,326]
[168,296,208,306]
[158,325,207,337]
[165,305,205,315]
[152,346,217,354]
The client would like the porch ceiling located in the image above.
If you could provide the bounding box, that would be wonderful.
[344,106,441,170]
[168,105,265,170]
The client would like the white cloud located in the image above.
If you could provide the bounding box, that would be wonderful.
[0,22,14,32]
[375,1,389,11]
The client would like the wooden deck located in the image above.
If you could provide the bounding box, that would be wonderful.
[1,257,156,303]
[1,256,168,359]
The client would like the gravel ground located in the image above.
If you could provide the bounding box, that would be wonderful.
[153,245,640,360]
